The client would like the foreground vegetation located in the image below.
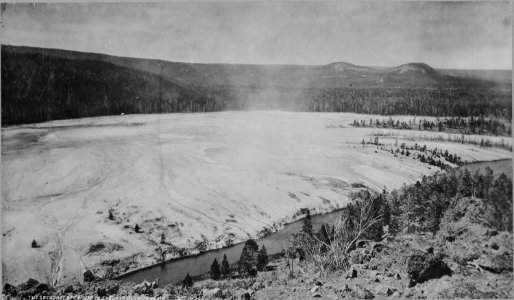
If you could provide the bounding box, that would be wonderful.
[4,164,511,299]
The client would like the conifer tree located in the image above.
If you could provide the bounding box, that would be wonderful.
[257,245,268,271]
[239,239,258,277]
[220,254,230,278]
[182,273,193,288]
[302,210,313,236]
[210,258,221,280]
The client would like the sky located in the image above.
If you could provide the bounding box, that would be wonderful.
[1,1,512,69]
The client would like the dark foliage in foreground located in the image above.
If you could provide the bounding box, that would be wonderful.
[388,167,513,234]
[293,165,512,274]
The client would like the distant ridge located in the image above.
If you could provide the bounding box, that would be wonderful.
[4,44,507,89]
[1,45,511,125]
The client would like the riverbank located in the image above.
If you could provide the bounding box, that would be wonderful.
[6,209,512,299]
[114,207,347,285]
[111,158,513,286]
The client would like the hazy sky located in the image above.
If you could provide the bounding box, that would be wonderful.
[1,1,512,69]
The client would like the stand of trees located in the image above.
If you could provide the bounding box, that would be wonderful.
[2,49,511,125]
[208,239,269,281]
[288,164,512,274]
[388,167,513,234]
[352,116,511,136]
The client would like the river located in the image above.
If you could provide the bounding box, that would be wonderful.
[116,209,344,285]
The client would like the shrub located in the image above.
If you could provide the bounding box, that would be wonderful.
[87,242,105,253]
[292,192,386,273]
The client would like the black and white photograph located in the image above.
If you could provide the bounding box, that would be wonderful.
[1,1,513,299]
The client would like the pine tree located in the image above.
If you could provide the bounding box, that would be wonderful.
[160,233,166,244]
[31,239,39,248]
[257,245,268,271]
[302,211,313,236]
[210,258,221,280]
[108,209,115,220]
[134,224,140,233]
[239,239,258,277]
[220,254,230,278]
[182,273,193,288]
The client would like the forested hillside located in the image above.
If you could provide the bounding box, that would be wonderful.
[2,45,511,125]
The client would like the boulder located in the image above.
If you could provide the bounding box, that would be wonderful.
[150,278,159,289]
[64,285,75,294]
[202,288,223,299]
[372,243,384,253]
[239,290,252,300]
[35,283,49,293]
[374,285,394,296]
[252,281,264,291]
[346,266,358,279]
[356,240,371,248]
[3,283,17,296]
[134,280,153,295]
[475,254,513,273]
[107,284,119,295]
[352,285,374,299]
[310,286,320,293]
[97,288,107,298]
[222,288,231,298]
[83,270,95,282]
[18,278,39,291]
[407,252,452,287]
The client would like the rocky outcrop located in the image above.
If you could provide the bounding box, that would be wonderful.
[407,252,452,286]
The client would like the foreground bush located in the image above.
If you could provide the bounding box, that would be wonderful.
[292,191,388,273]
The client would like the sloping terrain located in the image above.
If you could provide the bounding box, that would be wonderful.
[4,45,499,89]
[3,45,510,125]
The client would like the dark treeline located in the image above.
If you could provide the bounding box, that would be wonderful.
[389,167,513,234]
[2,50,511,125]
[352,116,511,136]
